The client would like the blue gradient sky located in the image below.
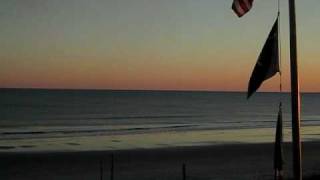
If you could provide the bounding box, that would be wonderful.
[0,0,319,91]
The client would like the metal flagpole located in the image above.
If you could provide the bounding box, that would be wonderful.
[288,0,302,179]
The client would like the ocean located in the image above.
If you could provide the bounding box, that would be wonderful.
[1,88,320,152]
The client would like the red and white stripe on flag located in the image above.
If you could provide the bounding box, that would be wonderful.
[232,0,254,17]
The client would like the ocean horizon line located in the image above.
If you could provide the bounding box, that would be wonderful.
[0,87,299,93]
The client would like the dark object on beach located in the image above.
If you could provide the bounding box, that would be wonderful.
[274,103,284,180]
[182,163,186,180]
[100,160,103,180]
[111,154,114,180]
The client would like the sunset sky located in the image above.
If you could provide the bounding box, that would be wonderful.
[1,0,320,92]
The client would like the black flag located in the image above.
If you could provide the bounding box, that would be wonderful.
[274,103,284,180]
[247,18,279,98]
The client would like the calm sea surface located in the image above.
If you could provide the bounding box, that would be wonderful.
[1,89,320,151]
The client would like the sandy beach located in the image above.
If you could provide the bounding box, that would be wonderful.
[1,141,320,180]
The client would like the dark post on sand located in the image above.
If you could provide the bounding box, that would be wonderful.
[100,160,103,180]
[111,154,114,180]
[182,163,186,180]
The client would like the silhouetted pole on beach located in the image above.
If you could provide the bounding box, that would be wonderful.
[100,160,103,180]
[288,0,302,179]
[110,154,114,180]
[182,163,186,180]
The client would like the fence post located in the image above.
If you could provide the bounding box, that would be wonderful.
[111,154,114,180]
[100,160,103,180]
[182,163,186,180]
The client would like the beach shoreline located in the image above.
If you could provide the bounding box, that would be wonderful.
[1,141,320,180]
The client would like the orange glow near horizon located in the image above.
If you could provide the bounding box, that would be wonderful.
[1,1,320,92]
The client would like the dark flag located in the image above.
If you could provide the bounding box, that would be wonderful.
[232,0,254,17]
[247,18,279,98]
[274,103,284,180]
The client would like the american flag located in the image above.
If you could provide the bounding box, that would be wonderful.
[232,0,254,17]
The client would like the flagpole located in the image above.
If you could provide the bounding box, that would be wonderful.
[288,0,302,180]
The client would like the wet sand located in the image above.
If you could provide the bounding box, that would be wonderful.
[1,141,320,180]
